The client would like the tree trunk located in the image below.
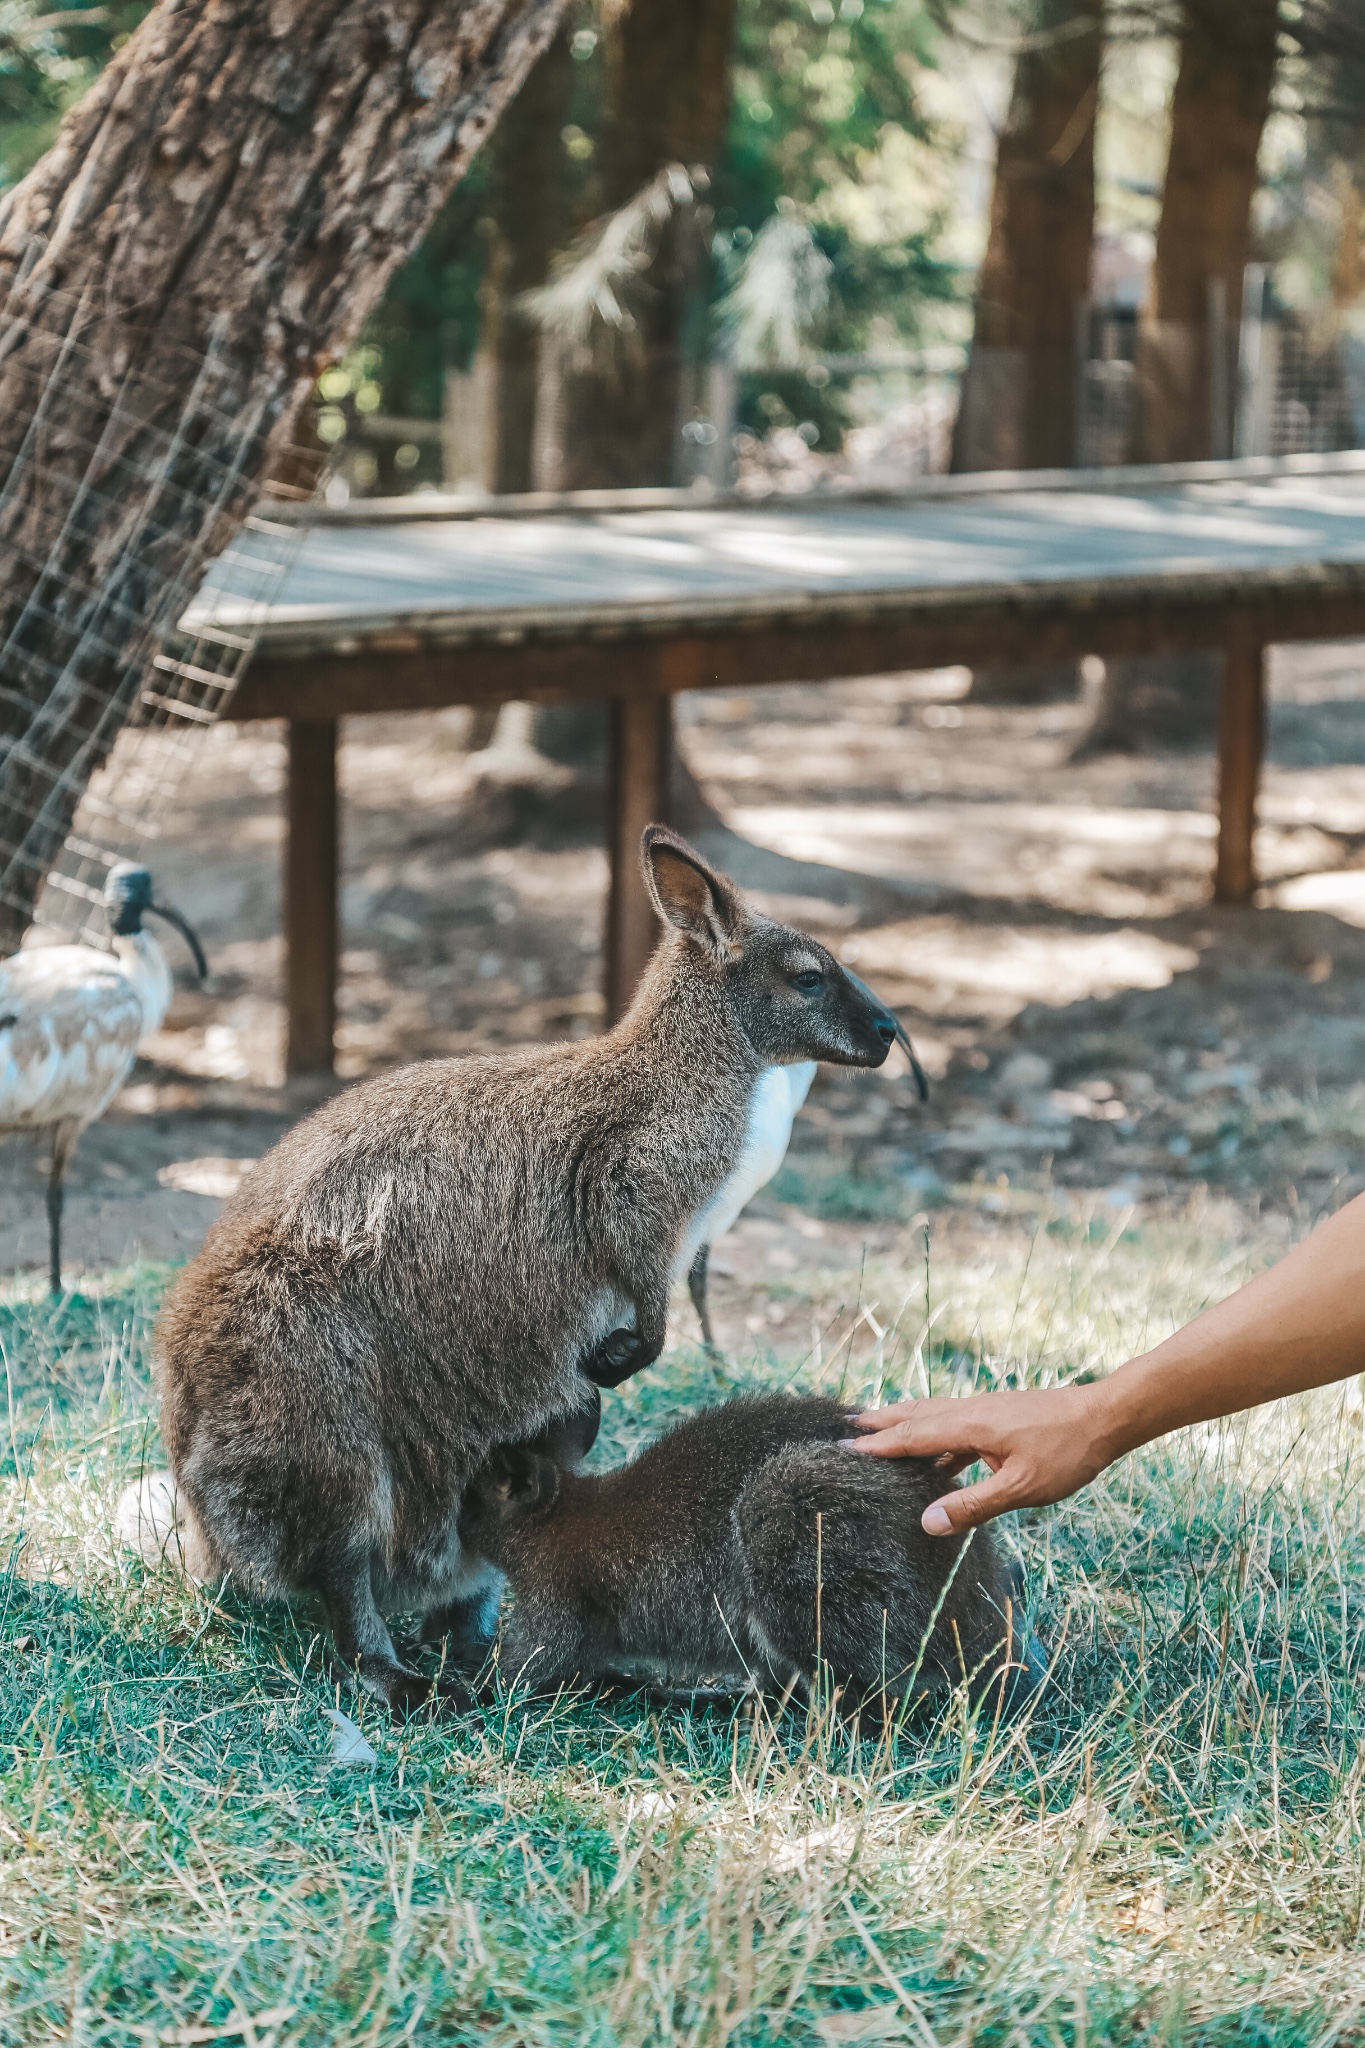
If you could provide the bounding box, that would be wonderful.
[1086,0,1278,754]
[475,21,577,494]
[952,0,1102,474]
[0,0,570,949]
[1136,0,1279,461]
[547,0,737,490]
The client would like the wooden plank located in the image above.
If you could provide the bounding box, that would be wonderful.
[604,695,674,1024]
[253,451,1365,526]
[230,585,1365,723]
[286,717,339,1075]
[1213,633,1266,904]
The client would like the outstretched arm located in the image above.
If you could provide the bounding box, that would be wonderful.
[848,1189,1365,1534]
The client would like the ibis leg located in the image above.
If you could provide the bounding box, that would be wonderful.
[688,1243,720,1355]
[45,1121,77,1297]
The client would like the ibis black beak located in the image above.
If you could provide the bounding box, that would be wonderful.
[150,902,208,982]
[846,969,929,1102]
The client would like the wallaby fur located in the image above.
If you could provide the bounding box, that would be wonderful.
[154,827,904,1712]
[459,1394,1047,1716]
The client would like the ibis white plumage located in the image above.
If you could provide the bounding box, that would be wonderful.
[678,974,928,1352]
[0,863,207,1294]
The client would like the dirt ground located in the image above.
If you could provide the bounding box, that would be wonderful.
[6,639,1365,1337]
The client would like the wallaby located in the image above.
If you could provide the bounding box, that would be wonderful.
[152,826,906,1712]
[458,1394,1047,1716]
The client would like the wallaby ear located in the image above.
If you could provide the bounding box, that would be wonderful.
[641,825,743,961]
[493,1448,559,1514]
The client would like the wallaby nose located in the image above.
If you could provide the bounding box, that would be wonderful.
[873,1013,897,1049]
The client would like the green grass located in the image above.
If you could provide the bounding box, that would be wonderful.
[5,1204,1365,2043]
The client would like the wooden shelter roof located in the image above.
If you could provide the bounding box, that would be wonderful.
[207,452,1365,664]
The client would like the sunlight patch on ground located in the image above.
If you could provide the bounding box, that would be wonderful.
[728,801,1219,915]
[1270,867,1365,926]
[155,1156,258,1199]
[842,920,1200,1011]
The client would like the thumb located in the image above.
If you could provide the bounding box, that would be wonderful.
[921,1465,1019,1536]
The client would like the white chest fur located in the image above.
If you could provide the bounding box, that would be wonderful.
[673,1061,817,1277]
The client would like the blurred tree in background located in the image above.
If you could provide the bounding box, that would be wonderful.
[953,0,1103,472]
[313,0,961,489]
[536,0,738,490]
[717,0,957,449]
[11,0,1365,501]
[0,0,150,190]
[1135,0,1279,462]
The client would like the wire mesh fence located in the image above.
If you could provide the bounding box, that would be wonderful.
[0,281,312,949]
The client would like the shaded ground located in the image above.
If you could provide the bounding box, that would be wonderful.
[5,638,1365,1309]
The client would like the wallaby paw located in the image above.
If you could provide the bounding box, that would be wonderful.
[359,1661,484,1717]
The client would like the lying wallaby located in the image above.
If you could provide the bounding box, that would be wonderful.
[458,1395,1046,1716]
[154,826,905,1712]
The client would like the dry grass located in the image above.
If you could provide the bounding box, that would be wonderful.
[3,1198,1365,2045]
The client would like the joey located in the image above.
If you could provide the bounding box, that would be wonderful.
[460,1394,1047,1718]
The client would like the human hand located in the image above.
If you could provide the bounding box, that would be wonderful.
[844,1381,1117,1534]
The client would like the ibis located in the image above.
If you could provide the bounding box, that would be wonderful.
[0,863,207,1294]
[679,974,928,1351]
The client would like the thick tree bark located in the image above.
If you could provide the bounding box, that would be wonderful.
[546,0,737,490]
[952,0,1102,474]
[0,0,570,947]
[1136,0,1279,460]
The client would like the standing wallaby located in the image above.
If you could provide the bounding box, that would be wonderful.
[459,1395,1046,1716]
[153,827,906,1711]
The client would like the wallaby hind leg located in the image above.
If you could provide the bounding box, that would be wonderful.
[420,1585,501,1668]
[737,1445,1042,1719]
[736,1446,956,1717]
[687,1245,722,1357]
[319,1556,478,1714]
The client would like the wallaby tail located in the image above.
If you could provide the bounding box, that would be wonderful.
[114,1470,187,1569]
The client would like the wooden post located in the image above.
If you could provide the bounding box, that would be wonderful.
[286,717,339,1074]
[1213,631,1265,904]
[605,695,673,1024]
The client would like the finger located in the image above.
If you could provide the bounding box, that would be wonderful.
[921,1467,1021,1536]
[850,1404,915,1430]
[841,1417,995,1461]
[851,1399,963,1429]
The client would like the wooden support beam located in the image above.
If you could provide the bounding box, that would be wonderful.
[604,696,674,1025]
[1213,631,1265,904]
[286,717,339,1074]
[231,587,1365,726]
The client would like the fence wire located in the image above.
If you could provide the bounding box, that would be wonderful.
[0,282,312,947]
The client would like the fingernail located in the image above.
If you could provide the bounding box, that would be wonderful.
[922,1504,952,1535]
[838,1437,866,1450]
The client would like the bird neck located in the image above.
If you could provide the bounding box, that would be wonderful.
[112,931,173,1032]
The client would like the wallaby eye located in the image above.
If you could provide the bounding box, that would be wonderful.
[792,970,824,994]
